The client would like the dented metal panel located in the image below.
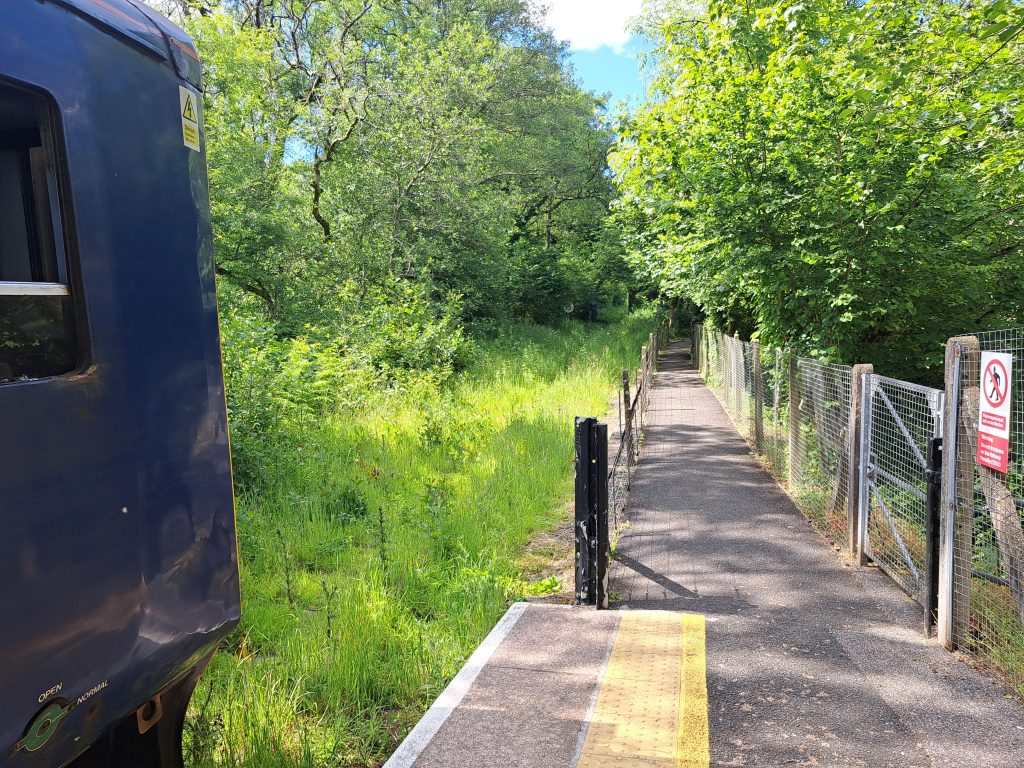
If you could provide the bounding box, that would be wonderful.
[0,3,239,766]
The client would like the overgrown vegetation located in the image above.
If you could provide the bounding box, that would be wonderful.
[136,2,661,764]
[614,0,1024,383]
[157,0,637,346]
[184,315,656,767]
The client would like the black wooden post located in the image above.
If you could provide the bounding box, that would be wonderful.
[574,417,592,604]
[587,419,600,602]
[596,423,609,609]
[924,436,943,636]
[575,417,611,608]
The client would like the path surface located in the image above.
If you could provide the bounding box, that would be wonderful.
[386,341,1024,768]
[613,341,1024,767]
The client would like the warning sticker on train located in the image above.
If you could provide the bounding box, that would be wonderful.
[977,351,1013,473]
[179,85,201,152]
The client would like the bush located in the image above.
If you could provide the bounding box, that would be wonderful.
[218,279,472,488]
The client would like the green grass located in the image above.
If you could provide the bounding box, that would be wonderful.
[969,578,1024,697]
[184,314,657,767]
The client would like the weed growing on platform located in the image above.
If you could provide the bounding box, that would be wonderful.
[184,316,655,767]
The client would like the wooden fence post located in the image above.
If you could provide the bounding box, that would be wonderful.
[753,341,764,451]
[733,332,743,424]
[773,349,782,460]
[788,352,801,487]
[940,335,980,649]
[622,369,631,421]
[636,365,644,425]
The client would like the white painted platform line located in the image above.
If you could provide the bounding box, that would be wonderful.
[383,601,530,768]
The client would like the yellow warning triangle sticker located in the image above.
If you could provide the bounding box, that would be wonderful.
[179,86,201,152]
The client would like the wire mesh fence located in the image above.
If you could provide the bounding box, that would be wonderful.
[758,344,788,477]
[946,329,1024,694]
[609,378,641,534]
[693,323,1024,693]
[792,359,854,551]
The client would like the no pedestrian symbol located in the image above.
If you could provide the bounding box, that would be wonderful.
[977,351,1013,473]
[984,358,1008,408]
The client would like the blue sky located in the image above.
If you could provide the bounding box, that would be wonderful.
[543,1,650,109]
[568,36,649,110]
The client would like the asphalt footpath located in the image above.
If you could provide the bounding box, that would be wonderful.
[385,341,1024,768]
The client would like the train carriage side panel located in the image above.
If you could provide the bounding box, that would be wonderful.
[0,2,240,766]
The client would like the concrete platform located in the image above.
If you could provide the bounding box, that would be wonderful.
[612,342,1024,767]
[384,603,708,768]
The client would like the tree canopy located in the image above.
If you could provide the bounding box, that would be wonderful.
[156,0,632,346]
[613,0,1024,381]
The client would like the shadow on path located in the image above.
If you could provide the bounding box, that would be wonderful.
[610,341,1024,768]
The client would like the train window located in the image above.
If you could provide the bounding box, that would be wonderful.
[0,81,77,383]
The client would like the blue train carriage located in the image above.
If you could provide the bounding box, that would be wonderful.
[1,2,241,766]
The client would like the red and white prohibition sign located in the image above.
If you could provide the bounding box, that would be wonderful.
[977,351,1013,473]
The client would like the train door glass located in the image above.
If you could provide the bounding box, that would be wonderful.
[0,79,78,383]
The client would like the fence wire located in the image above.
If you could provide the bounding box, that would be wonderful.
[793,359,854,551]
[862,376,943,602]
[693,323,1024,694]
[608,325,667,532]
[758,345,788,477]
[950,328,1024,694]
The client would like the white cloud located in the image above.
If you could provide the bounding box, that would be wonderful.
[542,0,644,52]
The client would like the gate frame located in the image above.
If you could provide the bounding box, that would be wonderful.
[858,372,944,627]
[849,364,874,560]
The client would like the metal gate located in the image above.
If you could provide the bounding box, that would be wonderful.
[859,375,944,611]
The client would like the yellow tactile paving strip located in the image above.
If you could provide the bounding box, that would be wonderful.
[677,614,710,768]
[577,612,709,768]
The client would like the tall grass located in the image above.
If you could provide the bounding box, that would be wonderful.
[184,314,657,767]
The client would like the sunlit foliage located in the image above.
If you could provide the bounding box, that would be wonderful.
[614,0,1024,381]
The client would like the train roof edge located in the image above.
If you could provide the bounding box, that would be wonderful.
[49,1,200,77]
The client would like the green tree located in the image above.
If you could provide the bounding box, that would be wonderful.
[162,0,632,334]
[614,0,1024,381]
